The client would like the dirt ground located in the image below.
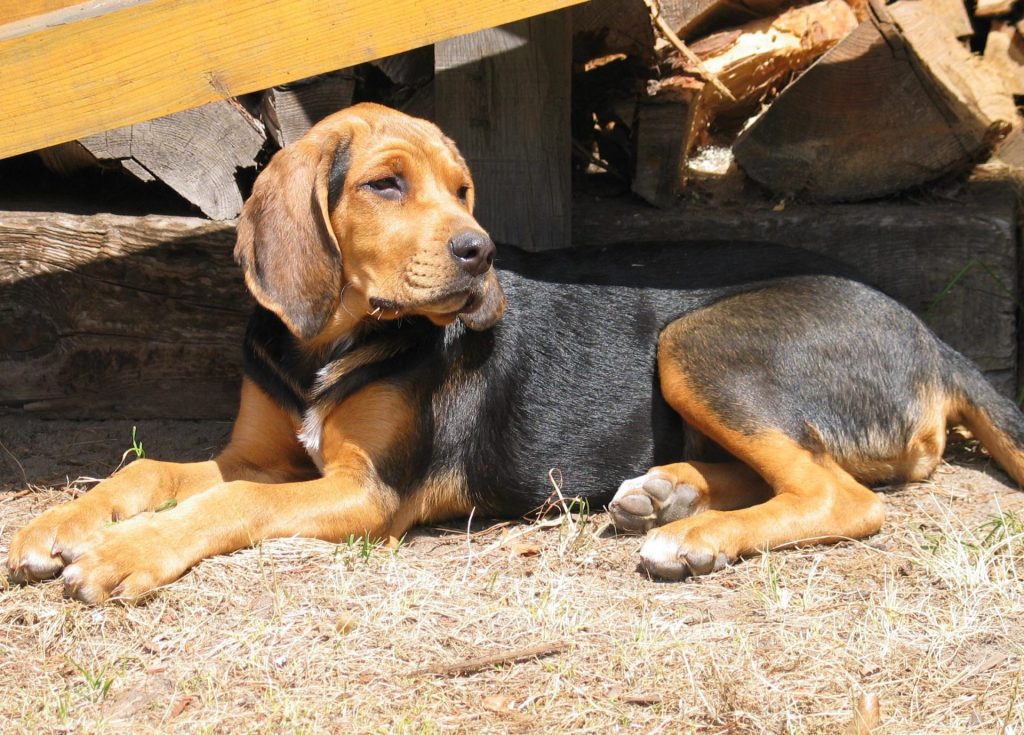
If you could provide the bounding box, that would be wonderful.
[1,416,1022,734]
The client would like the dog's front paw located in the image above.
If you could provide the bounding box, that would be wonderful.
[638,513,736,580]
[608,471,706,534]
[7,502,113,583]
[61,515,187,604]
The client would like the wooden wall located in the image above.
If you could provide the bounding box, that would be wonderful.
[0,184,1017,419]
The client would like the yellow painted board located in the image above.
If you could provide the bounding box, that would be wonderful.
[0,0,81,27]
[0,0,585,159]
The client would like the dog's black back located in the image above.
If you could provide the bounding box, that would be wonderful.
[375,242,868,516]
[244,240,1022,521]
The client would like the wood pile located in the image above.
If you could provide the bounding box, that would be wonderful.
[25,0,1022,216]
[572,0,1023,205]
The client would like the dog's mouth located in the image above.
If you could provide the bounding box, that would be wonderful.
[367,270,505,331]
[369,290,476,319]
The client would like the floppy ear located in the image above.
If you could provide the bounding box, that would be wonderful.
[235,133,351,340]
[459,269,507,331]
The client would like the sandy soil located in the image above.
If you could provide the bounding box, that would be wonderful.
[1,416,1022,734]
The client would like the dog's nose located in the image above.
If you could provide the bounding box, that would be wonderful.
[449,230,495,276]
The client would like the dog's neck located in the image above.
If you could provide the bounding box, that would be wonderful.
[242,305,440,419]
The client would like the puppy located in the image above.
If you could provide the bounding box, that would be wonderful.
[8,103,1024,602]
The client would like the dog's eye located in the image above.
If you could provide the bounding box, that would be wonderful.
[457,185,470,202]
[364,176,403,199]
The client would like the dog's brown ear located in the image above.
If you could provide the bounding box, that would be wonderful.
[235,133,351,340]
[459,269,507,331]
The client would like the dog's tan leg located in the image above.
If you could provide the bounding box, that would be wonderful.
[635,355,885,579]
[7,380,315,582]
[626,343,884,581]
[58,382,426,602]
[608,461,773,534]
[7,459,228,583]
[637,434,885,577]
[60,471,396,603]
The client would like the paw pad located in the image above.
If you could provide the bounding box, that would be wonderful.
[608,472,705,533]
[639,530,732,579]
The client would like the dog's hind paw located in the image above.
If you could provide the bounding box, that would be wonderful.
[608,470,706,534]
[638,517,735,579]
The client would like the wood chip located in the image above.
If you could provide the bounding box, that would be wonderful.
[508,541,542,557]
[482,695,517,712]
[168,695,194,720]
[410,640,570,677]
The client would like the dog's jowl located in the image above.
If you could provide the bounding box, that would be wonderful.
[8,104,1024,602]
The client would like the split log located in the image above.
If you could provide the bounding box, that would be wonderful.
[260,72,356,148]
[573,184,1019,396]
[632,88,701,206]
[369,46,434,88]
[657,0,789,40]
[354,43,437,119]
[0,212,248,419]
[79,100,266,220]
[679,0,856,119]
[398,83,437,120]
[993,126,1024,169]
[931,0,974,39]
[975,0,1016,17]
[634,0,856,205]
[986,127,1024,203]
[983,22,1024,97]
[572,0,655,61]
[435,10,572,251]
[733,0,1019,201]
[36,140,103,177]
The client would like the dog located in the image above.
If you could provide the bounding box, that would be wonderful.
[7,103,1024,603]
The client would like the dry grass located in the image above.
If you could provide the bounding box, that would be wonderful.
[1,417,1023,734]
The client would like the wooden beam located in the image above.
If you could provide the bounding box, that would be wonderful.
[0,0,79,26]
[435,10,572,251]
[0,212,247,419]
[574,186,1020,396]
[0,0,585,160]
[2,188,1016,419]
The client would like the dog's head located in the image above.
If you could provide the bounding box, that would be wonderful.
[235,103,506,341]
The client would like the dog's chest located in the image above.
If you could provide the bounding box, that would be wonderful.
[297,402,329,472]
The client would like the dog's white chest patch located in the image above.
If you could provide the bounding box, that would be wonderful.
[298,409,327,473]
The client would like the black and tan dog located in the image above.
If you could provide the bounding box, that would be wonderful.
[8,104,1024,602]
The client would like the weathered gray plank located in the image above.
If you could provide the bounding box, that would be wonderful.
[79,101,266,220]
[0,188,1017,420]
[0,212,249,418]
[435,9,571,251]
[260,72,356,148]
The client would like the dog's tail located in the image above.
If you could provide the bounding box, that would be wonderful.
[943,343,1024,485]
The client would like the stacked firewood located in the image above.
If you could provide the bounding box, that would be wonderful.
[573,0,1024,205]
[39,0,1022,215]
